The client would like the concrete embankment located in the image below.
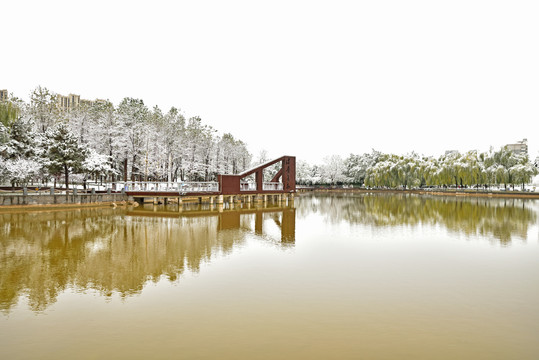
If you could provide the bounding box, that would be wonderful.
[306,188,539,199]
[0,193,128,210]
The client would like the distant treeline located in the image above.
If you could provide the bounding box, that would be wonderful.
[297,149,538,190]
[0,86,251,187]
[1,87,537,190]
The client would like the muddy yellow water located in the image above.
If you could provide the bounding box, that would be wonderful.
[1,194,539,359]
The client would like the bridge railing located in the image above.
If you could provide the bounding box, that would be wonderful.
[263,182,284,191]
[239,182,284,191]
[124,182,219,193]
[240,182,257,191]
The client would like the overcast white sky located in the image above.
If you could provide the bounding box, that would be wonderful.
[2,0,538,164]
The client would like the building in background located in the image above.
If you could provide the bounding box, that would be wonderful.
[56,93,109,111]
[505,138,528,155]
[56,93,81,111]
[0,89,8,102]
[81,98,109,107]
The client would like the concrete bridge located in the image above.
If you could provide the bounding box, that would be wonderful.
[125,155,296,206]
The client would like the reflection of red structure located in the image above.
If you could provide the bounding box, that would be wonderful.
[218,156,296,195]
[127,204,296,244]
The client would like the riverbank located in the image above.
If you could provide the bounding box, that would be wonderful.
[0,193,128,209]
[2,187,539,210]
[308,188,539,199]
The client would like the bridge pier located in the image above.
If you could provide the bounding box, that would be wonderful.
[177,197,183,212]
[130,193,295,207]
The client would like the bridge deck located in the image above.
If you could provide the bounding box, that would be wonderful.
[122,155,296,197]
[126,191,220,197]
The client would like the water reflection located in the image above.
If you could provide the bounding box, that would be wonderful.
[298,193,537,244]
[129,202,296,244]
[1,193,536,314]
[0,204,295,312]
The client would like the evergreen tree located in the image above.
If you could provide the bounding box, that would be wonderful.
[43,123,87,189]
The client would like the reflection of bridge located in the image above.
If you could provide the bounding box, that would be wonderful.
[127,203,296,244]
[125,156,296,206]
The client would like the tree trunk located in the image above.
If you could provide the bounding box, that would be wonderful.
[168,153,172,184]
[123,158,128,182]
[131,155,137,181]
[64,164,69,190]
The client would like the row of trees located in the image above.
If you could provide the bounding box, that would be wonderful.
[0,87,252,188]
[1,87,537,190]
[297,148,538,190]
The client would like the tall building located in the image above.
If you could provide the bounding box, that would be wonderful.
[0,89,8,102]
[56,93,81,111]
[56,92,108,111]
[505,138,528,155]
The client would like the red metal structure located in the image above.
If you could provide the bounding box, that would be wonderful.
[125,156,296,199]
[218,156,296,195]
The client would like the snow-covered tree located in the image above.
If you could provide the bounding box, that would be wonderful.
[0,123,7,146]
[29,86,58,133]
[344,150,381,184]
[83,149,117,183]
[160,107,186,182]
[296,160,319,185]
[43,123,87,189]
[2,116,38,160]
[322,155,347,184]
[3,158,42,186]
[116,98,151,181]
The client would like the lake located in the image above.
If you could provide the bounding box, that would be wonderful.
[1,193,539,359]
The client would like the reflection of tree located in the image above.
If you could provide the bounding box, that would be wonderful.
[0,209,229,313]
[0,204,296,313]
[297,193,537,244]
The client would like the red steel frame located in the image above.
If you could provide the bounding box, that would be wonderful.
[218,156,296,195]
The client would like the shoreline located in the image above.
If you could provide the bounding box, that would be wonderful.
[0,201,130,213]
[1,187,538,211]
[0,192,129,210]
[305,188,539,200]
